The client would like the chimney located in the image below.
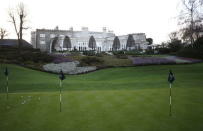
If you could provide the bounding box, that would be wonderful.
[103,27,107,32]
[82,27,88,31]
[69,27,73,31]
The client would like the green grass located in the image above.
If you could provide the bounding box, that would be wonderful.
[66,55,133,67]
[101,55,133,67]
[0,63,203,131]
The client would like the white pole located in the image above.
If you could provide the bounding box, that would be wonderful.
[60,80,62,112]
[6,76,8,100]
[170,84,171,105]
[169,83,172,116]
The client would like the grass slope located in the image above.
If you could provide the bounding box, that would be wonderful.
[0,64,203,131]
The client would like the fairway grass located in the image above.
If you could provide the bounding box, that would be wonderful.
[0,64,203,131]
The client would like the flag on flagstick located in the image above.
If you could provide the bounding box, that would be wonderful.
[59,70,65,112]
[4,67,9,100]
[168,70,175,116]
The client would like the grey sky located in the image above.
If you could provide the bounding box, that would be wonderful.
[0,0,181,44]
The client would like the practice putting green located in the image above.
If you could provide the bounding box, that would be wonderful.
[0,63,203,131]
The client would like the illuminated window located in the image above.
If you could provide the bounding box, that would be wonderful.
[40,40,45,44]
[50,34,55,38]
[40,34,45,38]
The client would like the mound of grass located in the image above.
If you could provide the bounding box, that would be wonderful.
[0,63,203,131]
[79,56,104,66]
[101,55,133,67]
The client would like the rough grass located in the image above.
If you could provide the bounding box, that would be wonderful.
[0,63,203,131]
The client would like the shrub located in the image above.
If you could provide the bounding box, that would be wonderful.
[24,60,35,65]
[115,54,128,59]
[145,48,154,55]
[20,51,53,63]
[131,57,176,65]
[168,40,183,53]
[155,48,171,54]
[177,47,203,59]
[53,56,73,64]
[83,50,96,56]
[124,50,142,55]
[112,51,125,55]
[80,56,104,66]
[176,37,203,59]
[95,53,103,57]
[0,46,54,63]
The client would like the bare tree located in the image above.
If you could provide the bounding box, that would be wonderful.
[179,0,203,44]
[8,2,28,50]
[0,28,8,39]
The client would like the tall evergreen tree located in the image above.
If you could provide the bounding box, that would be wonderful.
[63,36,71,49]
[51,37,58,52]
[126,34,135,49]
[113,36,120,51]
[88,36,96,50]
[146,38,153,45]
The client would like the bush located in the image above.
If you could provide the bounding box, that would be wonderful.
[131,57,176,65]
[95,53,103,57]
[176,37,203,59]
[83,50,96,56]
[80,56,104,66]
[112,51,125,55]
[124,50,142,55]
[53,56,73,64]
[145,48,154,55]
[155,48,171,54]
[177,47,203,59]
[115,54,128,59]
[0,46,54,63]
[168,39,183,53]
[21,51,53,63]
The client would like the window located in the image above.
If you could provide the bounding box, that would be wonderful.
[40,40,45,44]
[40,34,45,38]
[50,34,55,38]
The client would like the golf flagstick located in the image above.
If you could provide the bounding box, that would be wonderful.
[60,79,62,112]
[169,83,172,116]
[59,70,65,112]
[4,67,9,100]
[6,76,8,100]
[168,70,175,116]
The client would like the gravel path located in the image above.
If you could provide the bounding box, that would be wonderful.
[43,61,96,74]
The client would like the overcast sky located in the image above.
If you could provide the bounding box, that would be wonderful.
[0,0,182,44]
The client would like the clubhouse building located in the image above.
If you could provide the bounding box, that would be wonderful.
[31,27,149,53]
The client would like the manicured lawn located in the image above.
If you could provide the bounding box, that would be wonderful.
[0,63,203,131]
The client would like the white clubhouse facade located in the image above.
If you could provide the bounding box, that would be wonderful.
[31,27,149,53]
